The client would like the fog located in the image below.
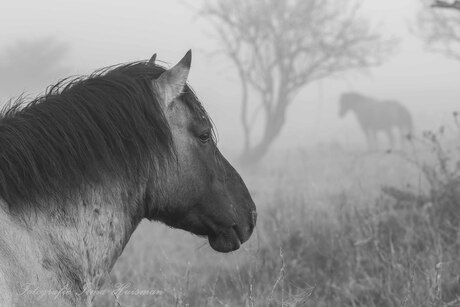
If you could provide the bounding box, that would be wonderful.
[4,1,460,305]
[1,0,459,155]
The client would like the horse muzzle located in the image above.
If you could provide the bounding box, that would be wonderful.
[208,207,256,253]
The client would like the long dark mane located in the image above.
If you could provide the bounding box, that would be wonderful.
[0,61,212,213]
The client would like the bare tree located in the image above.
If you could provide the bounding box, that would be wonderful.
[199,0,392,165]
[0,37,69,99]
[418,1,460,60]
[432,0,460,10]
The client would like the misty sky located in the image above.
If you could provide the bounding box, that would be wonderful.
[1,0,460,154]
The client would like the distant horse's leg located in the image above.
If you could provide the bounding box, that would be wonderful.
[399,127,411,150]
[364,129,372,151]
[386,129,395,150]
[372,130,379,151]
[365,129,377,152]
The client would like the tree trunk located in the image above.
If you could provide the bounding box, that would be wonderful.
[238,107,286,166]
[237,66,251,153]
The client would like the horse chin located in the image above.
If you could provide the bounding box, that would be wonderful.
[208,229,241,253]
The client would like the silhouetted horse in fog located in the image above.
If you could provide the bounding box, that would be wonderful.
[339,92,413,150]
[0,51,256,306]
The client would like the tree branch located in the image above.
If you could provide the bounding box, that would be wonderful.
[198,0,391,163]
[417,0,460,59]
[432,0,460,10]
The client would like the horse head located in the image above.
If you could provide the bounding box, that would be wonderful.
[146,51,256,253]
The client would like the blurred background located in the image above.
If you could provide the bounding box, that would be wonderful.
[3,0,460,306]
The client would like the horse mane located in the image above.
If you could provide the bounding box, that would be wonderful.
[0,61,213,213]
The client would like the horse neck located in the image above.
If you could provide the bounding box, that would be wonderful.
[0,182,146,305]
[351,94,370,106]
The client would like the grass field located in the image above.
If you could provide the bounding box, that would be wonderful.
[95,128,460,307]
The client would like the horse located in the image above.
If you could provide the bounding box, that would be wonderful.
[0,50,256,307]
[339,92,413,151]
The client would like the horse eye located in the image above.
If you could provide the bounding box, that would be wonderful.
[198,131,211,143]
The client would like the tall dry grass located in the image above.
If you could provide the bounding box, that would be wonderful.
[95,118,460,307]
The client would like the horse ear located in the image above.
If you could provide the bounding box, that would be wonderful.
[152,50,191,107]
[148,53,157,65]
